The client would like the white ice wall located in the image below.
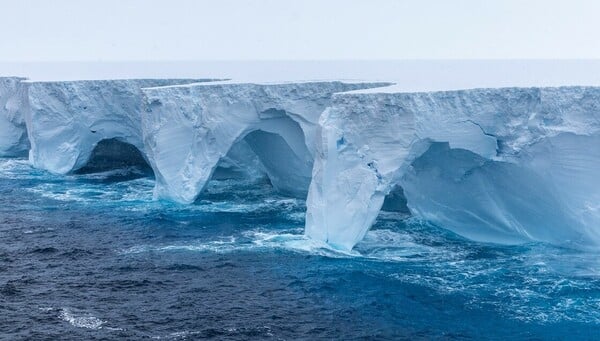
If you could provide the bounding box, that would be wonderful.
[12,76,599,252]
[306,86,600,250]
[24,79,210,174]
[0,77,28,156]
[141,81,390,203]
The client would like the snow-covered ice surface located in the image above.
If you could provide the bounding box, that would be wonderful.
[0,77,28,156]
[2,60,600,91]
[306,86,600,250]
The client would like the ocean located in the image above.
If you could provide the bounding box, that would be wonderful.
[1,157,599,340]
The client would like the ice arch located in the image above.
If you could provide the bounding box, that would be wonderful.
[141,81,391,203]
[305,86,600,251]
[150,107,311,203]
[24,79,212,174]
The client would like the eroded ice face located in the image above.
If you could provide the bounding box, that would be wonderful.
[11,77,600,251]
[0,77,28,157]
[306,87,600,250]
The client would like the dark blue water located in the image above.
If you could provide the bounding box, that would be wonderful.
[1,158,599,340]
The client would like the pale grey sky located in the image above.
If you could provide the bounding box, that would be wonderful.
[2,0,600,61]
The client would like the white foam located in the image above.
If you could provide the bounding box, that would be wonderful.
[25,177,155,204]
[120,225,465,262]
[123,236,240,254]
[58,308,106,330]
[0,158,36,179]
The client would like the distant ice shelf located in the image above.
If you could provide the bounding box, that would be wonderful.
[1,75,598,251]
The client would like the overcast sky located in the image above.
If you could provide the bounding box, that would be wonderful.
[2,0,600,61]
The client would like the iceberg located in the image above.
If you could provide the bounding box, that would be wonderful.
[0,77,28,156]
[141,81,390,203]
[24,79,212,174]
[305,86,600,250]
[7,74,598,252]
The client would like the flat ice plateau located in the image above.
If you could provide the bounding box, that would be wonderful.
[1,61,599,251]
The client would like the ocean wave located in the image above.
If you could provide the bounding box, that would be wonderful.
[0,158,40,179]
[58,308,106,330]
[119,225,462,262]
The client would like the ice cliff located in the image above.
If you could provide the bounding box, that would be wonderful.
[141,81,390,203]
[0,77,28,156]
[24,79,211,174]
[4,76,599,252]
[305,86,600,250]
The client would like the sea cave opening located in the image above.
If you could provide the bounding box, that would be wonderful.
[381,185,410,214]
[74,138,153,181]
